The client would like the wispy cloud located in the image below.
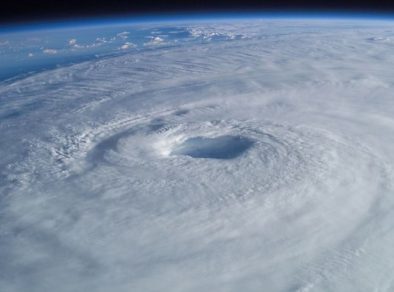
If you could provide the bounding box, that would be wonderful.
[43,48,58,55]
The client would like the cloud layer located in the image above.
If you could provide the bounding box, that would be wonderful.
[1,19,394,292]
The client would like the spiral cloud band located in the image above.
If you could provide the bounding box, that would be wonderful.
[1,20,394,291]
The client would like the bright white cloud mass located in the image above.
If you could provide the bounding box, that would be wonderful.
[1,19,394,292]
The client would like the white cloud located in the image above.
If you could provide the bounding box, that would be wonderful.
[119,42,136,50]
[96,37,107,43]
[43,48,58,55]
[117,32,130,39]
[144,36,165,46]
[68,38,77,46]
[68,38,103,49]
[3,20,394,292]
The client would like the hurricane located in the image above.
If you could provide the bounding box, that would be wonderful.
[1,18,394,291]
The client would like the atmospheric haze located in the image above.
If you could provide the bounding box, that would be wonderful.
[1,18,394,292]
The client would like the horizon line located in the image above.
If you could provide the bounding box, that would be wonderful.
[2,10,394,33]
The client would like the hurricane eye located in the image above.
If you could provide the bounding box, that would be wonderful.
[171,135,254,159]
